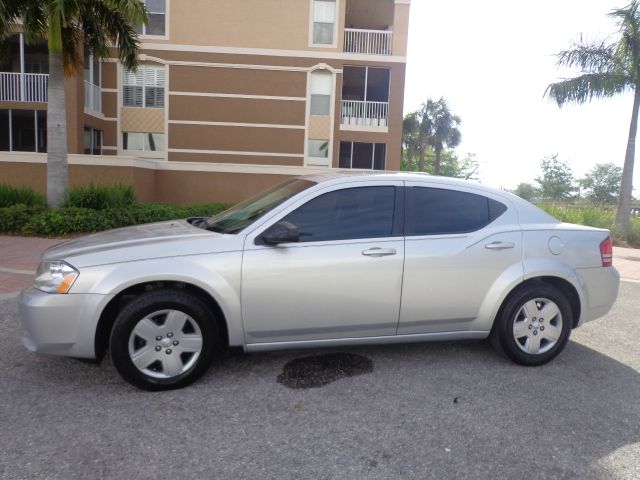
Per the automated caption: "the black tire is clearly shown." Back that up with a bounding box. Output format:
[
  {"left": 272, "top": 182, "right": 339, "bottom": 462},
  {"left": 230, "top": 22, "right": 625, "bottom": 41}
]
[
  {"left": 490, "top": 284, "right": 572, "bottom": 366},
  {"left": 110, "top": 289, "right": 220, "bottom": 391}
]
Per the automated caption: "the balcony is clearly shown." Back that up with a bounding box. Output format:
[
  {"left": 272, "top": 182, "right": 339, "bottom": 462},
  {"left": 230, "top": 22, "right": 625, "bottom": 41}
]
[
  {"left": 344, "top": 28, "right": 393, "bottom": 56},
  {"left": 344, "top": 0, "right": 395, "bottom": 55},
  {"left": 341, "top": 100, "right": 389, "bottom": 129},
  {"left": 340, "top": 65, "right": 390, "bottom": 132},
  {"left": 0, "top": 72, "right": 48, "bottom": 103},
  {"left": 84, "top": 80, "right": 101, "bottom": 112}
]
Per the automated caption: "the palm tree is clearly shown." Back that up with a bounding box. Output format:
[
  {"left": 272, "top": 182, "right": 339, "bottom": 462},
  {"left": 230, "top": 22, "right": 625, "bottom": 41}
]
[
  {"left": 1, "top": 0, "right": 146, "bottom": 208},
  {"left": 402, "top": 107, "right": 436, "bottom": 172},
  {"left": 546, "top": 0, "right": 640, "bottom": 234},
  {"left": 425, "top": 98, "right": 462, "bottom": 176}
]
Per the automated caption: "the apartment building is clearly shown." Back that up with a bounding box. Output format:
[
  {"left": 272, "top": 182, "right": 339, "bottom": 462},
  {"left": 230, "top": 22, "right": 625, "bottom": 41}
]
[{"left": 0, "top": 0, "right": 411, "bottom": 203}]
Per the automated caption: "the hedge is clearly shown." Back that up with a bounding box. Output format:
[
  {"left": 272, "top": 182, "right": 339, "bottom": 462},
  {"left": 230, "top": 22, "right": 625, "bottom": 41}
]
[{"left": 0, "top": 203, "right": 229, "bottom": 237}]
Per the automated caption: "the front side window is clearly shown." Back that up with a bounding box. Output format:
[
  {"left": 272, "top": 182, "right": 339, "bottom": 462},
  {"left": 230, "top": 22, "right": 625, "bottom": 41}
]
[
  {"left": 123, "top": 132, "right": 164, "bottom": 151},
  {"left": 135, "top": 0, "right": 166, "bottom": 36},
  {"left": 312, "top": 0, "right": 336, "bottom": 45},
  {"left": 0, "top": 109, "right": 46, "bottom": 152},
  {"left": 123, "top": 66, "right": 165, "bottom": 108},
  {"left": 406, "top": 187, "right": 508, "bottom": 236},
  {"left": 283, "top": 186, "right": 396, "bottom": 242}
]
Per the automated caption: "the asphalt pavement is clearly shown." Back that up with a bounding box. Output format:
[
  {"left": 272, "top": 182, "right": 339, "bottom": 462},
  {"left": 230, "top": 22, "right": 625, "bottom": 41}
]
[{"left": 0, "top": 282, "right": 638, "bottom": 480}]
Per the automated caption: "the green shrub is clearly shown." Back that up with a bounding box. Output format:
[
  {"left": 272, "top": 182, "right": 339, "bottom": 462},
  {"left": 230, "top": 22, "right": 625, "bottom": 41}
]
[
  {"left": 63, "top": 183, "right": 136, "bottom": 210},
  {"left": 0, "top": 202, "right": 229, "bottom": 236},
  {"left": 539, "top": 203, "right": 640, "bottom": 248},
  {"left": 0, "top": 184, "right": 46, "bottom": 208}
]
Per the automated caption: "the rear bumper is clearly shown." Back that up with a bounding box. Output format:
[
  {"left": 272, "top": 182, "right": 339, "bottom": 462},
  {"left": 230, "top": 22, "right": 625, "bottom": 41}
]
[
  {"left": 20, "top": 288, "right": 113, "bottom": 359},
  {"left": 577, "top": 267, "right": 620, "bottom": 325}
]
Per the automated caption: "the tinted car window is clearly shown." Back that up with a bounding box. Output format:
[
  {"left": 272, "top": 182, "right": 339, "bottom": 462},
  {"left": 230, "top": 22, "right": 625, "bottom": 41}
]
[
  {"left": 283, "top": 186, "right": 396, "bottom": 242},
  {"left": 407, "top": 187, "right": 507, "bottom": 235}
]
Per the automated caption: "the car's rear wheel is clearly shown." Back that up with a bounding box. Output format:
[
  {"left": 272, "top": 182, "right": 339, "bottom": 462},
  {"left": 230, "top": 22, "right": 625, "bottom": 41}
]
[
  {"left": 490, "top": 284, "right": 572, "bottom": 366},
  {"left": 110, "top": 289, "right": 219, "bottom": 390}
]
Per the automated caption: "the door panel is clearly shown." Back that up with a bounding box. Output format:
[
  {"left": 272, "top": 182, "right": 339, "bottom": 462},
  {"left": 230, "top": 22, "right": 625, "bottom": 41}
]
[
  {"left": 398, "top": 183, "right": 522, "bottom": 334},
  {"left": 242, "top": 238, "right": 404, "bottom": 343},
  {"left": 242, "top": 181, "right": 405, "bottom": 344}
]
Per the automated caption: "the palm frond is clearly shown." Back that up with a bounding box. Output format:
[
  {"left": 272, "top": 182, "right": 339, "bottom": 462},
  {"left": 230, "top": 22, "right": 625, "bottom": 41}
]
[
  {"left": 556, "top": 38, "right": 620, "bottom": 74},
  {"left": 81, "top": 0, "right": 147, "bottom": 70},
  {"left": 545, "top": 73, "right": 631, "bottom": 106}
]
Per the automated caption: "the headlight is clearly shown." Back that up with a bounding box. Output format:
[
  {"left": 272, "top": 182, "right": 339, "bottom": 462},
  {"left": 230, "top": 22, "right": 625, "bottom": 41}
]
[{"left": 34, "top": 261, "right": 79, "bottom": 294}]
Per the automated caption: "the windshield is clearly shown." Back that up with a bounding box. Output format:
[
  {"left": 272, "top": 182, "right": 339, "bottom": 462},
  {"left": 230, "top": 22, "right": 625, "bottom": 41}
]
[{"left": 204, "top": 179, "right": 315, "bottom": 234}]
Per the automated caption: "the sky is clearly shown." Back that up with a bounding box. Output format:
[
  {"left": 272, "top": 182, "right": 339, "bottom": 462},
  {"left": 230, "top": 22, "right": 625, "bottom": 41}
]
[{"left": 403, "top": 0, "right": 640, "bottom": 192}]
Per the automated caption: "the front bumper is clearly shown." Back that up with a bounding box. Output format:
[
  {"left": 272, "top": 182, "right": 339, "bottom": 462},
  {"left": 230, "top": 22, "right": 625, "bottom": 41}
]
[{"left": 20, "top": 288, "right": 113, "bottom": 359}]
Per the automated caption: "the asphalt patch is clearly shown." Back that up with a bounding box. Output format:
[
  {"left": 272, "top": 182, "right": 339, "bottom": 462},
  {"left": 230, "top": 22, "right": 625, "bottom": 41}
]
[{"left": 277, "top": 352, "right": 374, "bottom": 389}]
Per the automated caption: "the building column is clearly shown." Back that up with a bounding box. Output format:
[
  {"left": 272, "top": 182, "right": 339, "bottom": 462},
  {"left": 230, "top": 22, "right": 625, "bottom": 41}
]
[{"left": 19, "top": 32, "right": 25, "bottom": 101}]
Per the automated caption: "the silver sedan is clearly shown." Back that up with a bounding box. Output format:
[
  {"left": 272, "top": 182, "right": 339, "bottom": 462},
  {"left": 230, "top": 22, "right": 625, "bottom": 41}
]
[{"left": 20, "top": 173, "right": 620, "bottom": 390}]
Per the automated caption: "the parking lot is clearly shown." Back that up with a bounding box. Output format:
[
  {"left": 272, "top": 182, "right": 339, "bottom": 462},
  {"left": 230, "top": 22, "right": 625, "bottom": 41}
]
[{"left": 0, "top": 277, "right": 638, "bottom": 479}]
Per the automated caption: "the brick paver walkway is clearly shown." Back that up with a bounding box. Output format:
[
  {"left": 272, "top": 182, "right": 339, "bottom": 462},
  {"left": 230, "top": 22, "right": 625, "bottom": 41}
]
[
  {"left": 0, "top": 235, "right": 638, "bottom": 298},
  {"left": 0, "top": 236, "right": 62, "bottom": 298}
]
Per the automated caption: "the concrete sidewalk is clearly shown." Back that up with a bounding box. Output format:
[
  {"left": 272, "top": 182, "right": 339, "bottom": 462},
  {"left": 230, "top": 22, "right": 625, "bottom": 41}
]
[{"left": 1, "top": 235, "right": 639, "bottom": 298}]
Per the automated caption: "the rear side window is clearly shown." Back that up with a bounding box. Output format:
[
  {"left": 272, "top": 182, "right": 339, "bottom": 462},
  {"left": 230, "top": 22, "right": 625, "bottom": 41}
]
[
  {"left": 283, "top": 186, "right": 396, "bottom": 242},
  {"left": 407, "top": 187, "right": 507, "bottom": 235}
]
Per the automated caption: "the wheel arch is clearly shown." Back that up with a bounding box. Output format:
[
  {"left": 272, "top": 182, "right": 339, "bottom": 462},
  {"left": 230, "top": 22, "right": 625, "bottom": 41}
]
[
  {"left": 493, "top": 276, "right": 582, "bottom": 331},
  {"left": 94, "top": 281, "right": 230, "bottom": 362}
]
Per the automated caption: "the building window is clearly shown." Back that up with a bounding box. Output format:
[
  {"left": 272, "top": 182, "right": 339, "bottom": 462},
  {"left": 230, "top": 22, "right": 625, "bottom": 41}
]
[
  {"left": 84, "top": 128, "right": 102, "bottom": 155},
  {"left": 312, "top": 0, "right": 336, "bottom": 45},
  {"left": 308, "top": 139, "right": 329, "bottom": 158},
  {"left": 135, "top": 0, "right": 166, "bottom": 36},
  {"left": 123, "top": 65, "right": 165, "bottom": 108},
  {"left": 123, "top": 132, "right": 165, "bottom": 152},
  {"left": 310, "top": 71, "right": 332, "bottom": 116},
  {"left": 84, "top": 51, "right": 101, "bottom": 112},
  {"left": 0, "top": 109, "right": 46, "bottom": 152},
  {"left": 339, "top": 142, "right": 386, "bottom": 170}
]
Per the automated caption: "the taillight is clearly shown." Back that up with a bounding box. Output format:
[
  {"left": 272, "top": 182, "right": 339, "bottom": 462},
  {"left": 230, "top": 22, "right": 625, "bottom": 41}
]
[{"left": 600, "top": 236, "right": 613, "bottom": 267}]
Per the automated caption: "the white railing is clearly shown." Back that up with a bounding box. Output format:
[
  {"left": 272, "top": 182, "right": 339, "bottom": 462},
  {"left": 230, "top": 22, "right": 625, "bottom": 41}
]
[
  {"left": 344, "top": 28, "right": 393, "bottom": 55},
  {"left": 84, "top": 81, "right": 101, "bottom": 112},
  {"left": 0, "top": 72, "right": 48, "bottom": 102},
  {"left": 341, "top": 100, "right": 389, "bottom": 127}
]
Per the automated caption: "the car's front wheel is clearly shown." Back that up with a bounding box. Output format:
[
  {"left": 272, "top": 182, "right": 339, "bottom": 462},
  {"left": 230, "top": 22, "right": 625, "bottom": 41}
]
[
  {"left": 491, "top": 284, "right": 572, "bottom": 366},
  {"left": 110, "top": 289, "right": 220, "bottom": 390}
]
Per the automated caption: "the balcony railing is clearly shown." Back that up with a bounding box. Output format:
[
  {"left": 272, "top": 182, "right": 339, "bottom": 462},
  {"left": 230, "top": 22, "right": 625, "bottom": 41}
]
[
  {"left": 0, "top": 72, "right": 48, "bottom": 102},
  {"left": 344, "top": 28, "right": 393, "bottom": 55},
  {"left": 341, "top": 100, "right": 389, "bottom": 128},
  {"left": 84, "top": 80, "right": 101, "bottom": 112}
]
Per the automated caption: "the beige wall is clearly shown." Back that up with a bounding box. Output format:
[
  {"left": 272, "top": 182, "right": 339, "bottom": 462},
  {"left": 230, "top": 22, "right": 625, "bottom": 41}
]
[
  {"left": 167, "top": 152, "right": 303, "bottom": 166},
  {"left": 156, "top": 169, "right": 294, "bottom": 204},
  {"left": 158, "top": 0, "right": 343, "bottom": 53},
  {"left": 170, "top": 96, "right": 306, "bottom": 125},
  {"left": 141, "top": 0, "right": 409, "bottom": 56},
  {"left": 0, "top": 161, "right": 157, "bottom": 202},
  {"left": 169, "top": 124, "right": 305, "bottom": 154},
  {"left": 170, "top": 65, "right": 308, "bottom": 97}
]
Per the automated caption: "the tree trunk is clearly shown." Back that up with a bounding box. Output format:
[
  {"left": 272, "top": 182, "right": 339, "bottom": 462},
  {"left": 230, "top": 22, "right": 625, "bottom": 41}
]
[
  {"left": 46, "top": 52, "right": 68, "bottom": 209},
  {"left": 418, "top": 148, "right": 425, "bottom": 172},
  {"left": 615, "top": 86, "right": 640, "bottom": 234},
  {"left": 434, "top": 145, "right": 442, "bottom": 176}
]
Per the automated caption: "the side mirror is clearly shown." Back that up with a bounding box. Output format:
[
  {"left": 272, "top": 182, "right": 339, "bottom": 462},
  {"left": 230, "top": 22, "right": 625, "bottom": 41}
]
[{"left": 260, "top": 221, "right": 300, "bottom": 245}]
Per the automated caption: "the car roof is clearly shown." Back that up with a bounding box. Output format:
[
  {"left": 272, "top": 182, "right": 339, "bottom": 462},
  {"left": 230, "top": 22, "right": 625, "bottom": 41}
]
[
  {"left": 296, "top": 171, "right": 559, "bottom": 224},
  {"left": 297, "top": 171, "right": 498, "bottom": 195}
]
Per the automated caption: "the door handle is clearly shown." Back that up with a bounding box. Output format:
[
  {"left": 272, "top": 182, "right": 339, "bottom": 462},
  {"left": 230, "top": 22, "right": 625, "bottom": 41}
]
[
  {"left": 362, "top": 247, "right": 396, "bottom": 257},
  {"left": 485, "top": 241, "right": 515, "bottom": 250}
]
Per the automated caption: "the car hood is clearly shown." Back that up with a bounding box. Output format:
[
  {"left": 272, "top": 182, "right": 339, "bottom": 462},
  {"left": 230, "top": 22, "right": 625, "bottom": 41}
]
[{"left": 42, "top": 220, "right": 243, "bottom": 267}]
